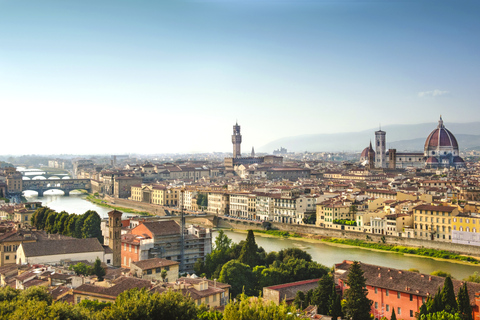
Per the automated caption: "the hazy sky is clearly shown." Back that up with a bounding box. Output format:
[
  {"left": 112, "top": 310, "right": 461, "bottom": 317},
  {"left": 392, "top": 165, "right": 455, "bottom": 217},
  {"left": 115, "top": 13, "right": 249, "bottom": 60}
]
[{"left": 1, "top": 0, "right": 479, "bottom": 155}]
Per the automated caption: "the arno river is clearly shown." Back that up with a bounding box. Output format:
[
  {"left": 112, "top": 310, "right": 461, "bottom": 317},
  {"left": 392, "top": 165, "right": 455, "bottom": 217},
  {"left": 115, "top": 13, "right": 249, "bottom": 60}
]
[{"left": 24, "top": 190, "right": 480, "bottom": 280}]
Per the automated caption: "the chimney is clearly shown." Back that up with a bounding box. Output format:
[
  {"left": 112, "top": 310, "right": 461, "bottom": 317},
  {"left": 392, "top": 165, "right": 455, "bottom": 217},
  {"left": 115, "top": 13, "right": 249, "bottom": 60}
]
[
  {"left": 214, "top": 279, "right": 217, "bottom": 288},
  {"left": 378, "top": 273, "right": 381, "bottom": 278}
]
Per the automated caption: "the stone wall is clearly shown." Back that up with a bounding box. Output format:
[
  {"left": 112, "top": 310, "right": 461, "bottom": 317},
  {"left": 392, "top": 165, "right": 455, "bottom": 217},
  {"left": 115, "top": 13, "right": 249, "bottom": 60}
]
[{"left": 216, "top": 217, "right": 480, "bottom": 256}]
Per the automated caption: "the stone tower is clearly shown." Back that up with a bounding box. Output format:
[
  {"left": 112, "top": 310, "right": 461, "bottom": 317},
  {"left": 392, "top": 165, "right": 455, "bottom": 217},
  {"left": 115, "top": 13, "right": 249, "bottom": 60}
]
[
  {"left": 108, "top": 209, "right": 122, "bottom": 267},
  {"left": 368, "top": 141, "right": 375, "bottom": 170},
  {"left": 375, "top": 129, "right": 386, "bottom": 168},
  {"left": 232, "top": 122, "right": 242, "bottom": 158}
]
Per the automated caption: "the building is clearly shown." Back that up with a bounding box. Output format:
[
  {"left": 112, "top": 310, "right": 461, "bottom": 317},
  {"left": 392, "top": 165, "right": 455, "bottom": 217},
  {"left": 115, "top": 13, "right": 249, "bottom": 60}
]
[
  {"left": 375, "top": 129, "right": 387, "bottom": 168},
  {"left": 207, "top": 192, "right": 229, "bottom": 215},
  {"left": 335, "top": 260, "right": 480, "bottom": 320},
  {"left": 413, "top": 204, "right": 458, "bottom": 241},
  {"left": 130, "top": 258, "right": 179, "bottom": 282},
  {"left": 130, "top": 184, "right": 179, "bottom": 206},
  {"left": 108, "top": 210, "right": 122, "bottom": 267},
  {"left": 232, "top": 121, "right": 242, "bottom": 158},
  {"left": 263, "top": 279, "right": 320, "bottom": 305},
  {"left": 73, "top": 276, "right": 152, "bottom": 304},
  {"left": 424, "top": 116, "right": 465, "bottom": 168},
  {"left": 16, "top": 238, "right": 112, "bottom": 265},
  {"left": 452, "top": 212, "right": 480, "bottom": 246},
  {"left": 122, "top": 221, "right": 212, "bottom": 273}
]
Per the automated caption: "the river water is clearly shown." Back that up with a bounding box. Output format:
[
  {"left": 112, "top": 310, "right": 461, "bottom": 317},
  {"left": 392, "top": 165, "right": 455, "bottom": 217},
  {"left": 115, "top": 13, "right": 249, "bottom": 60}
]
[{"left": 23, "top": 191, "right": 480, "bottom": 280}]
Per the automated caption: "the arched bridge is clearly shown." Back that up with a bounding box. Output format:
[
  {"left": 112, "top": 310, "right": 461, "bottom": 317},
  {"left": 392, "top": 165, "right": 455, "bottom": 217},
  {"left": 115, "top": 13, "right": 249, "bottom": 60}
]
[{"left": 22, "top": 179, "right": 91, "bottom": 196}]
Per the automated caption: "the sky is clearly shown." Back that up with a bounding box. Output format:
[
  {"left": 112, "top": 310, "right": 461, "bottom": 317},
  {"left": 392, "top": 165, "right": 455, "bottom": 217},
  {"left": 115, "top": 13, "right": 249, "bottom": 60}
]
[{"left": 1, "top": 0, "right": 479, "bottom": 155}]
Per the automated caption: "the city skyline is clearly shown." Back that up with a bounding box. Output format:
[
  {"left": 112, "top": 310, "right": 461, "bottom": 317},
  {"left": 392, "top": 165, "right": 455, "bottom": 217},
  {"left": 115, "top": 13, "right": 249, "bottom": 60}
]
[{"left": 1, "top": 0, "right": 479, "bottom": 155}]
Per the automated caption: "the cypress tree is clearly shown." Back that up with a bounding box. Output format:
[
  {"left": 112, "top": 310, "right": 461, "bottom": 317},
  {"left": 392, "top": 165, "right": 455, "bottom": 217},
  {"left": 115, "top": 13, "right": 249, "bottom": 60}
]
[
  {"left": 329, "top": 285, "right": 343, "bottom": 320},
  {"left": 342, "top": 261, "right": 373, "bottom": 320},
  {"left": 311, "top": 274, "right": 335, "bottom": 315},
  {"left": 238, "top": 230, "right": 260, "bottom": 267},
  {"left": 441, "top": 276, "right": 457, "bottom": 314},
  {"left": 457, "top": 282, "right": 473, "bottom": 320},
  {"left": 391, "top": 308, "right": 397, "bottom": 320}
]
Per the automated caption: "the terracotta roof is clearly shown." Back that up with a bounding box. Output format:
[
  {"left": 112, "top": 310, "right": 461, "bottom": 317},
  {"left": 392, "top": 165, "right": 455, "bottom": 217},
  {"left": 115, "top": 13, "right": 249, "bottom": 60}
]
[
  {"left": 131, "top": 258, "right": 179, "bottom": 270},
  {"left": 21, "top": 238, "right": 105, "bottom": 257},
  {"left": 74, "top": 276, "right": 151, "bottom": 298},
  {"left": 141, "top": 221, "right": 180, "bottom": 236},
  {"left": 335, "top": 261, "right": 480, "bottom": 305},
  {"left": 264, "top": 279, "right": 320, "bottom": 302},
  {"left": 413, "top": 205, "right": 457, "bottom": 212}
]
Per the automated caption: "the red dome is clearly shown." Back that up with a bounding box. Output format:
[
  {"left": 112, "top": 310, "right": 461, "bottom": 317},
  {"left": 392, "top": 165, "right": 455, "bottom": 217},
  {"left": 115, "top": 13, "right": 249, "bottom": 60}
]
[
  {"left": 361, "top": 147, "right": 370, "bottom": 158},
  {"left": 426, "top": 156, "right": 439, "bottom": 163},
  {"left": 453, "top": 156, "right": 464, "bottom": 163},
  {"left": 424, "top": 117, "right": 458, "bottom": 150}
]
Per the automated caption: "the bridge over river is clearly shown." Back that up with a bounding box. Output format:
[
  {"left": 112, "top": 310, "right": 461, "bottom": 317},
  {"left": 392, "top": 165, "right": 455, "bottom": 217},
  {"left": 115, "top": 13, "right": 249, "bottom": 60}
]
[{"left": 22, "top": 179, "right": 91, "bottom": 196}]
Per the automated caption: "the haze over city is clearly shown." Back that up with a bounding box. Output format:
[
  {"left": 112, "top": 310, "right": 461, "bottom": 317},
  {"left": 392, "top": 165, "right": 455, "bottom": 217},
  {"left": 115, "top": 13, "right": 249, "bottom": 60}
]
[{"left": 1, "top": 0, "right": 479, "bottom": 155}]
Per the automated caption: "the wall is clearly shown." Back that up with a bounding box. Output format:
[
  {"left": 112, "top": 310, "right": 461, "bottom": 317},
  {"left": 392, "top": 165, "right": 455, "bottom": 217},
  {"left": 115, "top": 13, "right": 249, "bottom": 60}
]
[{"left": 216, "top": 218, "right": 480, "bottom": 256}]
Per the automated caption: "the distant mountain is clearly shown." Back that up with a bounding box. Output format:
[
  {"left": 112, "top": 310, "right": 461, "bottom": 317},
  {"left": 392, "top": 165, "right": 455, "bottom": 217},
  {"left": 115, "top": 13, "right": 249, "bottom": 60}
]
[{"left": 260, "top": 122, "right": 480, "bottom": 153}]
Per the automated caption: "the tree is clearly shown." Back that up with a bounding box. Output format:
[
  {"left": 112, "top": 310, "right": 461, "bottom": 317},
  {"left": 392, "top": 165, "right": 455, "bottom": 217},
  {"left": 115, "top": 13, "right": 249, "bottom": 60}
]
[
  {"left": 329, "top": 286, "right": 343, "bottom": 320},
  {"left": 218, "top": 260, "right": 255, "bottom": 297},
  {"left": 441, "top": 277, "right": 457, "bottom": 314},
  {"left": 93, "top": 258, "right": 106, "bottom": 281},
  {"left": 431, "top": 270, "right": 453, "bottom": 278},
  {"left": 99, "top": 288, "right": 198, "bottom": 320},
  {"left": 342, "top": 261, "right": 373, "bottom": 320},
  {"left": 293, "top": 290, "right": 305, "bottom": 309},
  {"left": 391, "top": 308, "right": 397, "bottom": 320},
  {"left": 214, "top": 230, "right": 232, "bottom": 252},
  {"left": 310, "top": 274, "right": 335, "bottom": 315},
  {"left": 224, "top": 294, "right": 298, "bottom": 320},
  {"left": 463, "top": 272, "right": 480, "bottom": 283},
  {"left": 457, "top": 282, "right": 472, "bottom": 320},
  {"left": 161, "top": 270, "right": 167, "bottom": 282},
  {"left": 277, "top": 248, "right": 312, "bottom": 262},
  {"left": 65, "top": 214, "right": 78, "bottom": 237},
  {"left": 70, "top": 262, "right": 93, "bottom": 276},
  {"left": 82, "top": 211, "right": 103, "bottom": 242},
  {"left": 238, "top": 230, "right": 261, "bottom": 268}
]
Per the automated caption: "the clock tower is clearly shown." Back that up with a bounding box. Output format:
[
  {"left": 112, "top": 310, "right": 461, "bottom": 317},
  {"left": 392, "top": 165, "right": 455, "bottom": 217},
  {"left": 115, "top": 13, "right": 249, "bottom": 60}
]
[{"left": 108, "top": 209, "right": 123, "bottom": 267}]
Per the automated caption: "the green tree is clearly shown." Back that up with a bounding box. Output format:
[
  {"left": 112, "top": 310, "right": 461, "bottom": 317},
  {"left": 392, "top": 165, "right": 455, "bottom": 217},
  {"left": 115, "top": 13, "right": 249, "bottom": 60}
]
[
  {"left": 419, "top": 311, "right": 462, "bottom": 320},
  {"left": 93, "top": 258, "right": 106, "bottom": 281},
  {"left": 74, "top": 213, "right": 87, "bottom": 238},
  {"left": 441, "top": 276, "right": 457, "bottom": 314},
  {"left": 218, "top": 260, "right": 255, "bottom": 297},
  {"left": 391, "top": 308, "right": 397, "bottom": 320},
  {"left": 277, "top": 248, "right": 312, "bottom": 262},
  {"left": 457, "top": 282, "right": 472, "bottom": 320},
  {"left": 0, "top": 286, "right": 18, "bottom": 302},
  {"left": 329, "top": 286, "right": 343, "bottom": 320},
  {"left": 54, "top": 211, "right": 70, "bottom": 235},
  {"left": 431, "top": 270, "right": 453, "bottom": 278},
  {"left": 214, "top": 230, "right": 232, "bottom": 252},
  {"left": 43, "top": 210, "right": 57, "bottom": 233},
  {"left": 342, "top": 261, "right": 373, "bottom": 320},
  {"left": 70, "top": 262, "right": 93, "bottom": 276},
  {"left": 82, "top": 211, "right": 103, "bottom": 242},
  {"left": 224, "top": 294, "right": 298, "bottom": 320},
  {"left": 293, "top": 290, "right": 305, "bottom": 309},
  {"left": 161, "top": 270, "right": 167, "bottom": 282},
  {"left": 311, "top": 274, "right": 335, "bottom": 315},
  {"left": 99, "top": 288, "right": 198, "bottom": 320},
  {"left": 65, "top": 214, "right": 78, "bottom": 237},
  {"left": 238, "top": 230, "right": 261, "bottom": 268},
  {"left": 463, "top": 272, "right": 480, "bottom": 283}
]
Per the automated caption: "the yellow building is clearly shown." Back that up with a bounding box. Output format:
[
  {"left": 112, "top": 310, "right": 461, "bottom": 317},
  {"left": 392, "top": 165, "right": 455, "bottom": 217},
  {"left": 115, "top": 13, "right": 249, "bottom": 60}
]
[
  {"left": 130, "top": 258, "right": 179, "bottom": 282},
  {"left": 316, "top": 201, "right": 353, "bottom": 228},
  {"left": 452, "top": 213, "right": 480, "bottom": 246},
  {"left": 0, "top": 230, "right": 37, "bottom": 267},
  {"left": 413, "top": 204, "right": 458, "bottom": 242},
  {"left": 130, "top": 184, "right": 179, "bottom": 206}
]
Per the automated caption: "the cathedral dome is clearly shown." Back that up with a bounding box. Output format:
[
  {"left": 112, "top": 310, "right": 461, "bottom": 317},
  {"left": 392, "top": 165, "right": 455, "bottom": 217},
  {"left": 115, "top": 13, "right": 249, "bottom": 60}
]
[
  {"left": 424, "top": 117, "right": 458, "bottom": 150},
  {"left": 361, "top": 147, "right": 370, "bottom": 158},
  {"left": 425, "top": 156, "right": 439, "bottom": 164}
]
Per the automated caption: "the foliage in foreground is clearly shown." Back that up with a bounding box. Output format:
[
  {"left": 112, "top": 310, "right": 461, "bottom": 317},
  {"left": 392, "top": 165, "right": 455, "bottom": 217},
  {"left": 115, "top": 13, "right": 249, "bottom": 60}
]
[{"left": 224, "top": 294, "right": 298, "bottom": 320}]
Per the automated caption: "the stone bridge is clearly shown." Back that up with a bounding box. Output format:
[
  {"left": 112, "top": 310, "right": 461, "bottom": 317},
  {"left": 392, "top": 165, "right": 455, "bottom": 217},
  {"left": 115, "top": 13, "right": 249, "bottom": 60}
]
[{"left": 22, "top": 179, "right": 91, "bottom": 196}]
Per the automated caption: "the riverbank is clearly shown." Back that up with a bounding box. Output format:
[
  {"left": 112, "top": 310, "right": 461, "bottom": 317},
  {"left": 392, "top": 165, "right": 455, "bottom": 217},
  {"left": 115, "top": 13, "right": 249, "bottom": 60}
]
[
  {"left": 222, "top": 228, "right": 480, "bottom": 267},
  {"left": 85, "top": 195, "right": 152, "bottom": 216}
]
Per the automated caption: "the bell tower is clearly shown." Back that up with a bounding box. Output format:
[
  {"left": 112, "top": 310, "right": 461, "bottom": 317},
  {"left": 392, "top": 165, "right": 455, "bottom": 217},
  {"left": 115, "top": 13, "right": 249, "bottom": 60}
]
[
  {"left": 108, "top": 209, "right": 123, "bottom": 267},
  {"left": 375, "top": 128, "right": 386, "bottom": 168},
  {"left": 232, "top": 121, "right": 242, "bottom": 158}
]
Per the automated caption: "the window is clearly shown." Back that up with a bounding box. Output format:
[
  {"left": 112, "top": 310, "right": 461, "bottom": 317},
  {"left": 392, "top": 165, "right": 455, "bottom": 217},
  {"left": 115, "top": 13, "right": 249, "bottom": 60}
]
[
  {"left": 386, "top": 289, "right": 389, "bottom": 296},
  {"left": 410, "top": 294, "right": 413, "bottom": 301},
  {"left": 5, "top": 255, "right": 9, "bottom": 260},
  {"left": 147, "top": 269, "right": 153, "bottom": 275},
  {"left": 386, "top": 305, "right": 390, "bottom": 312},
  {"left": 398, "top": 307, "right": 401, "bottom": 315},
  {"left": 410, "top": 310, "right": 414, "bottom": 317},
  {"left": 375, "top": 302, "right": 378, "bottom": 309},
  {"left": 135, "top": 246, "right": 137, "bottom": 253},
  {"left": 375, "top": 287, "right": 377, "bottom": 294},
  {"left": 77, "top": 297, "right": 81, "bottom": 304},
  {"left": 213, "top": 294, "right": 217, "bottom": 302},
  {"left": 129, "top": 245, "right": 131, "bottom": 252},
  {"left": 205, "top": 296, "right": 209, "bottom": 304},
  {"left": 397, "top": 292, "right": 401, "bottom": 299}
]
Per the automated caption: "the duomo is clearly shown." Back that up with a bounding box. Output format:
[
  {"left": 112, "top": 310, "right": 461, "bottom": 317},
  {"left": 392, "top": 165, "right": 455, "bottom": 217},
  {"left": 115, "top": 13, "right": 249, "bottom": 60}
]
[{"left": 360, "top": 116, "right": 465, "bottom": 169}]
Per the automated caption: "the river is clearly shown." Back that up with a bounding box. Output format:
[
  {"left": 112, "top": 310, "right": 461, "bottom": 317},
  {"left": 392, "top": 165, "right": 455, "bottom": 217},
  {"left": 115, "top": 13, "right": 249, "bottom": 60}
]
[{"left": 23, "top": 191, "right": 480, "bottom": 280}]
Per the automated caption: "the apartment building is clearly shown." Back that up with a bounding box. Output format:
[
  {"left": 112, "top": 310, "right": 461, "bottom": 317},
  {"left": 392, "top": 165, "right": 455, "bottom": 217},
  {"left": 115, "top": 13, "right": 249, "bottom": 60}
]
[{"left": 413, "top": 204, "right": 458, "bottom": 241}]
